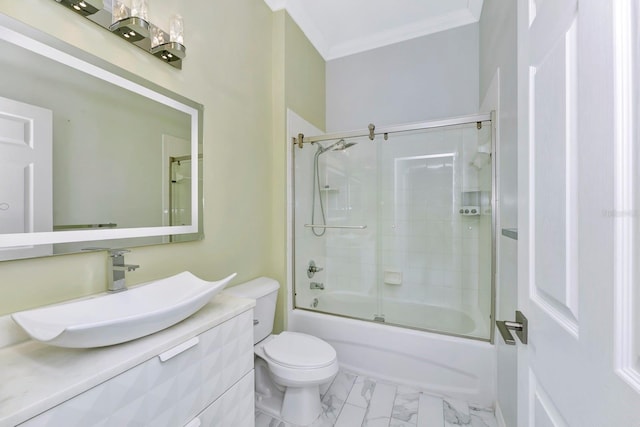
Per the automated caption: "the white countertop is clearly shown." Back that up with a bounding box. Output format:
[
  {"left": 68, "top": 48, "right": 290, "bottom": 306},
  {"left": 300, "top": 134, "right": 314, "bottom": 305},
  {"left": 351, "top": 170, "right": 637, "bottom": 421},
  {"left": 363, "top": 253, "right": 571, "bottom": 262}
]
[{"left": 0, "top": 293, "right": 255, "bottom": 427}]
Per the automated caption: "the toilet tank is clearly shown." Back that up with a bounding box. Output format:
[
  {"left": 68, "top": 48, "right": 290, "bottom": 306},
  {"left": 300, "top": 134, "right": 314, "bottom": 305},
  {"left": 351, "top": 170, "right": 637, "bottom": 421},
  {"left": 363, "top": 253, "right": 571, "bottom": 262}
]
[{"left": 223, "top": 277, "right": 279, "bottom": 344}]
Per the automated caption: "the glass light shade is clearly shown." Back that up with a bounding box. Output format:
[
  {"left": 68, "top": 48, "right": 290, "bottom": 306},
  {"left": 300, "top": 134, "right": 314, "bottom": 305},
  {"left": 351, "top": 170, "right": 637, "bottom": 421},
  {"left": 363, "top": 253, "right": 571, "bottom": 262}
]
[
  {"left": 130, "top": 0, "right": 148, "bottom": 21},
  {"left": 170, "top": 14, "right": 184, "bottom": 44},
  {"left": 112, "top": 0, "right": 129, "bottom": 23},
  {"left": 151, "top": 25, "right": 165, "bottom": 48}
]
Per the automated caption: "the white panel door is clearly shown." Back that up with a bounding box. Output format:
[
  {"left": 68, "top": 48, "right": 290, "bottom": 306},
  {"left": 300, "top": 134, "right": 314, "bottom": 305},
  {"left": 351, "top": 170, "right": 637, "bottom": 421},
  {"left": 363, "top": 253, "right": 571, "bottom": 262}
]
[
  {"left": 0, "top": 96, "right": 52, "bottom": 259},
  {"left": 517, "top": 0, "right": 640, "bottom": 425}
]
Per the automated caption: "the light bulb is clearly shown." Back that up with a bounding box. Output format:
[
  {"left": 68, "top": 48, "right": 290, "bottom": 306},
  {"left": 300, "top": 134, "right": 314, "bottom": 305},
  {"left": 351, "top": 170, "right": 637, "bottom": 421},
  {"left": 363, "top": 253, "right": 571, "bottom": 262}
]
[
  {"left": 112, "top": 0, "right": 128, "bottom": 23},
  {"left": 151, "top": 24, "right": 165, "bottom": 48},
  {"left": 131, "top": 0, "right": 148, "bottom": 21},
  {"left": 170, "top": 14, "right": 184, "bottom": 45}
]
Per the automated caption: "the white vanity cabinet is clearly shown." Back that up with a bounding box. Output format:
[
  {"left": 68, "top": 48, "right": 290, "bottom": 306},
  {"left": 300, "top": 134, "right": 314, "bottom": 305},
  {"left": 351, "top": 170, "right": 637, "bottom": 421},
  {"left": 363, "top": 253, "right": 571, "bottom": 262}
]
[{"left": 0, "top": 295, "right": 255, "bottom": 427}]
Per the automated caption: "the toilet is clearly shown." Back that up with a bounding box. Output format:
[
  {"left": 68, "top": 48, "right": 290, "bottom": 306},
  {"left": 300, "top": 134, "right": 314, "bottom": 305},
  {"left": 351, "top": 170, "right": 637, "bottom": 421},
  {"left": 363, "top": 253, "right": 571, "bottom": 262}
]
[{"left": 224, "top": 277, "right": 338, "bottom": 425}]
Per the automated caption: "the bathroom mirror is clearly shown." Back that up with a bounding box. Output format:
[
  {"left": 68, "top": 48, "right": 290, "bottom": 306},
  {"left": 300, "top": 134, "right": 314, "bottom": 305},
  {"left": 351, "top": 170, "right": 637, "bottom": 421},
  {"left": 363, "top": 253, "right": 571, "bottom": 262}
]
[{"left": 0, "top": 15, "right": 203, "bottom": 261}]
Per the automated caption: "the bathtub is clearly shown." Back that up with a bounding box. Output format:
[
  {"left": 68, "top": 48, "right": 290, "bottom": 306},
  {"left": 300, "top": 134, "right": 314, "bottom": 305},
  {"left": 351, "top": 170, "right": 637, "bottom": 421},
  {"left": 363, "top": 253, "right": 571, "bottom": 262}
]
[
  {"left": 309, "top": 290, "right": 489, "bottom": 338},
  {"left": 288, "top": 292, "right": 496, "bottom": 407}
]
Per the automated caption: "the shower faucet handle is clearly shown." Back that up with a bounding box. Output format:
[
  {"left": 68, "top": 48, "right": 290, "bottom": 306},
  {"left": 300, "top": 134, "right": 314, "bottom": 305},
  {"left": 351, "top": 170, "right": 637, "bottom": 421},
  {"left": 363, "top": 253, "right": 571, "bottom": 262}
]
[{"left": 307, "top": 260, "right": 324, "bottom": 278}]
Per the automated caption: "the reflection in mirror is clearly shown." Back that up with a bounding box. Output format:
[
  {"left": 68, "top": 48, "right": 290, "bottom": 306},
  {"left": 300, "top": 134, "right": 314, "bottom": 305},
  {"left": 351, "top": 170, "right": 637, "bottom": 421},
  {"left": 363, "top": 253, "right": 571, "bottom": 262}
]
[{"left": 0, "top": 16, "right": 203, "bottom": 260}]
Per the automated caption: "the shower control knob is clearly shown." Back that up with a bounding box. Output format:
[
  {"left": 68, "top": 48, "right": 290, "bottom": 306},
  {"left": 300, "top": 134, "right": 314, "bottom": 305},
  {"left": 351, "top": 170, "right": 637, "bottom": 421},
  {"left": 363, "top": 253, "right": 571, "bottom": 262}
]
[
  {"left": 459, "top": 209, "right": 464, "bottom": 214},
  {"left": 307, "top": 260, "right": 324, "bottom": 278},
  {"left": 471, "top": 208, "right": 477, "bottom": 214},
  {"left": 464, "top": 209, "right": 470, "bottom": 214}
]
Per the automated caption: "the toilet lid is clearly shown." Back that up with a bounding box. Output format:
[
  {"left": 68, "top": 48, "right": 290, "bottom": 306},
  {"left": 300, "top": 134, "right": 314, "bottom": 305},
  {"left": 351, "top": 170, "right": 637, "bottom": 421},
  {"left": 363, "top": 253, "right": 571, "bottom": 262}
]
[{"left": 263, "top": 332, "right": 336, "bottom": 369}]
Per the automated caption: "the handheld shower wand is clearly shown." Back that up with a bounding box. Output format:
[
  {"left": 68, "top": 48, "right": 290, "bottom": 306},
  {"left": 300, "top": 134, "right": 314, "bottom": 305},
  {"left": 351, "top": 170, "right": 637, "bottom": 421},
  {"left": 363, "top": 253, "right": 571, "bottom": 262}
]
[{"left": 310, "top": 139, "right": 357, "bottom": 237}]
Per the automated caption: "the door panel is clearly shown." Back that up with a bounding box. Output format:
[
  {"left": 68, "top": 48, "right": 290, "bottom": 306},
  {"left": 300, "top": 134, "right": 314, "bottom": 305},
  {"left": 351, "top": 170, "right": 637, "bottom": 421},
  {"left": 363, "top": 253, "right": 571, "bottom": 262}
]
[
  {"left": 530, "top": 372, "right": 569, "bottom": 427},
  {"left": 0, "top": 96, "right": 52, "bottom": 259},
  {"left": 518, "top": 0, "right": 640, "bottom": 425},
  {"left": 520, "top": 0, "right": 583, "bottom": 425},
  {"left": 613, "top": 0, "right": 640, "bottom": 395},
  {"left": 530, "top": 15, "right": 579, "bottom": 328}
]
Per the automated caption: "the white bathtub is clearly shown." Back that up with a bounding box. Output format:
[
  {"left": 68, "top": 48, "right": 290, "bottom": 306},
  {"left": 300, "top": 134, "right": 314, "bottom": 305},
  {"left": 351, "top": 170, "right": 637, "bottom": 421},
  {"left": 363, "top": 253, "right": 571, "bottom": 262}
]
[
  {"left": 310, "top": 291, "right": 488, "bottom": 338},
  {"left": 288, "top": 293, "right": 496, "bottom": 407}
]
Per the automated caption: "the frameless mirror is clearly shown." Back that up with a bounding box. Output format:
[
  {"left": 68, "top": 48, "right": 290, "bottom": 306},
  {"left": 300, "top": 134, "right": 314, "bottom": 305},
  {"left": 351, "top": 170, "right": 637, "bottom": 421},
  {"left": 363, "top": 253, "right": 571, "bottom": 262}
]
[{"left": 0, "top": 15, "right": 203, "bottom": 261}]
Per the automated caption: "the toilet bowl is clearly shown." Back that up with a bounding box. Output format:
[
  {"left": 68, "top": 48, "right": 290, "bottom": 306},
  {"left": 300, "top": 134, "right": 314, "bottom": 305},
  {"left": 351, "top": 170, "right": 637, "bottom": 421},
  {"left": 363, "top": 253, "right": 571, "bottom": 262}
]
[
  {"left": 255, "top": 332, "right": 338, "bottom": 424},
  {"left": 223, "top": 277, "right": 339, "bottom": 425}
]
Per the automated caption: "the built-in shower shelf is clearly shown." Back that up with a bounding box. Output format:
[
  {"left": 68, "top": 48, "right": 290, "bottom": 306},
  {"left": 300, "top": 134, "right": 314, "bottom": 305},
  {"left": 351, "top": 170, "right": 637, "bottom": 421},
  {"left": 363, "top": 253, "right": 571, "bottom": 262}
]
[{"left": 501, "top": 228, "right": 518, "bottom": 240}]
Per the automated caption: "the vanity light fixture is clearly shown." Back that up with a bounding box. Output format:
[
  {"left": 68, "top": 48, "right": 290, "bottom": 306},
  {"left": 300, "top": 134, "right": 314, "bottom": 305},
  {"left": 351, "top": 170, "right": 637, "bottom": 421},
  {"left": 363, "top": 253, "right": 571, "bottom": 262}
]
[
  {"left": 110, "top": 16, "right": 150, "bottom": 43},
  {"left": 56, "top": 0, "right": 104, "bottom": 17},
  {"left": 151, "top": 41, "right": 186, "bottom": 64},
  {"left": 109, "top": 0, "right": 151, "bottom": 46},
  {"left": 150, "top": 14, "right": 186, "bottom": 64},
  {"left": 52, "top": 0, "right": 186, "bottom": 69}
]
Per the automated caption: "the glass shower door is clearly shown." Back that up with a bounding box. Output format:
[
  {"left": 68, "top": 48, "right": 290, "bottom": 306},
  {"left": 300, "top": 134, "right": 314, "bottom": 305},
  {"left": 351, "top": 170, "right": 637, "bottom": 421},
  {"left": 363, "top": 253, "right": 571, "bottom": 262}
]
[
  {"left": 293, "top": 135, "right": 379, "bottom": 320},
  {"left": 377, "top": 123, "right": 493, "bottom": 339},
  {"left": 292, "top": 117, "right": 494, "bottom": 341}
]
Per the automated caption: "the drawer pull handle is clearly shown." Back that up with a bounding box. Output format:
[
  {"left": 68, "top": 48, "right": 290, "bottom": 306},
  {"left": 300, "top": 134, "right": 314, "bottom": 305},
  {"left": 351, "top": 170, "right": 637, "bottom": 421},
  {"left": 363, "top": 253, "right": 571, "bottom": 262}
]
[
  {"left": 184, "top": 418, "right": 201, "bottom": 427},
  {"left": 159, "top": 337, "right": 199, "bottom": 362}
]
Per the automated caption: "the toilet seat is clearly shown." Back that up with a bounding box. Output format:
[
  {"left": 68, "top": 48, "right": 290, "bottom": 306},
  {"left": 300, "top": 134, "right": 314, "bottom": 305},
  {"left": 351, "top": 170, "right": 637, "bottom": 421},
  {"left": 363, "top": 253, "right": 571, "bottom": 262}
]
[
  {"left": 263, "top": 332, "right": 336, "bottom": 369},
  {"left": 255, "top": 332, "right": 339, "bottom": 388}
]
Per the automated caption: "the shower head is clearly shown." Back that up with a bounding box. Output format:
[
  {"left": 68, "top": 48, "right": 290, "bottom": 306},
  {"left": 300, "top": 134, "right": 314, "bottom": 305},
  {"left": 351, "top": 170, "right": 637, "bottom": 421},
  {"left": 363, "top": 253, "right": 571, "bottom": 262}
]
[
  {"left": 333, "top": 140, "right": 357, "bottom": 151},
  {"left": 315, "top": 139, "right": 357, "bottom": 154}
]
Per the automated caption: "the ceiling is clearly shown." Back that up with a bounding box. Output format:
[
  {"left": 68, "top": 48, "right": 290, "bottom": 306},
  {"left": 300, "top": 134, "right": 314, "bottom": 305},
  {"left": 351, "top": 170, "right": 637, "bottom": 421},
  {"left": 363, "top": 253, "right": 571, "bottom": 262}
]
[{"left": 264, "top": 0, "right": 484, "bottom": 60}]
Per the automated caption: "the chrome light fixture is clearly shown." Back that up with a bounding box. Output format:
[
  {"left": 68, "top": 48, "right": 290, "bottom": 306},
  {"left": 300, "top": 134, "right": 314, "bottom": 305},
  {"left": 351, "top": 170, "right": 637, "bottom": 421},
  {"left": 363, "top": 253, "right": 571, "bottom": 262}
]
[
  {"left": 151, "top": 41, "right": 186, "bottom": 64},
  {"left": 150, "top": 14, "right": 186, "bottom": 64},
  {"left": 56, "top": 0, "right": 104, "bottom": 17},
  {"left": 52, "top": 0, "right": 186, "bottom": 69},
  {"left": 109, "top": 0, "right": 151, "bottom": 47},
  {"left": 110, "top": 16, "right": 150, "bottom": 43}
]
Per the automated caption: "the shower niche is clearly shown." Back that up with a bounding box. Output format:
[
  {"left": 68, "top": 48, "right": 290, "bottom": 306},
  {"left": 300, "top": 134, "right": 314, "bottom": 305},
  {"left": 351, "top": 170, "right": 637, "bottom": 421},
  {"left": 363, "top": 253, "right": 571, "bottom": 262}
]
[
  {"left": 292, "top": 113, "right": 495, "bottom": 342},
  {"left": 460, "top": 191, "right": 491, "bottom": 216}
]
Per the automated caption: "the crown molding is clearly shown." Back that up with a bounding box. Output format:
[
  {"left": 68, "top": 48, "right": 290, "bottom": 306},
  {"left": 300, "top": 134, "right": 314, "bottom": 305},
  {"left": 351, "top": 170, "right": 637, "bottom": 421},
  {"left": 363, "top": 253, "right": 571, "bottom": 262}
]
[
  {"left": 326, "top": 9, "right": 478, "bottom": 60},
  {"left": 266, "top": 0, "right": 483, "bottom": 60}
]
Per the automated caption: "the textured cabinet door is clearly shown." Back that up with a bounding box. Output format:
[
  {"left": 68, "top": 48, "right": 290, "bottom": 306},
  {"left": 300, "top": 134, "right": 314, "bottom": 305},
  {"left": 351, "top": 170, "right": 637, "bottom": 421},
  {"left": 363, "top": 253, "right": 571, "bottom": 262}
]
[
  {"left": 19, "top": 310, "right": 254, "bottom": 427},
  {"left": 185, "top": 370, "right": 255, "bottom": 427}
]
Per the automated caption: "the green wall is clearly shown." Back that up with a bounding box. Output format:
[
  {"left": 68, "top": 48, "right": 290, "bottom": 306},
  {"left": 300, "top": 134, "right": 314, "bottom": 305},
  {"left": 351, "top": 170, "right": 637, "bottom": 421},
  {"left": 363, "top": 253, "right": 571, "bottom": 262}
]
[
  {"left": 0, "top": 3, "right": 324, "bottom": 334},
  {"left": 271, "top": 10, "right": 326, "bottom": 332},
  {"left": 0, "top": 0, "right": 276, "bottom": 315}
]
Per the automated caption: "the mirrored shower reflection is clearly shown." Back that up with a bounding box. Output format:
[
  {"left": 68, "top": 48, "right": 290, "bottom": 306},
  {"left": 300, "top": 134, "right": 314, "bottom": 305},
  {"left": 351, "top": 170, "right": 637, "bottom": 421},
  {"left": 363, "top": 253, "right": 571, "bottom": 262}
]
[
  {"left": 293, "top": 120, "right": 494, "bottom": 340},
  {"left": 169, "top": 155, "right": 203, "bottom": 243}
]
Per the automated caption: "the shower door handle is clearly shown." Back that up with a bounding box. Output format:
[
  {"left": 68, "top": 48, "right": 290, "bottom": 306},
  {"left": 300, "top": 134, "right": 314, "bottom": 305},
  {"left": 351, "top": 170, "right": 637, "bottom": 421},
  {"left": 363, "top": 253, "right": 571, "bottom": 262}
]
[{"left": 496, "top": 311, "right": 528, "bottom": 345}]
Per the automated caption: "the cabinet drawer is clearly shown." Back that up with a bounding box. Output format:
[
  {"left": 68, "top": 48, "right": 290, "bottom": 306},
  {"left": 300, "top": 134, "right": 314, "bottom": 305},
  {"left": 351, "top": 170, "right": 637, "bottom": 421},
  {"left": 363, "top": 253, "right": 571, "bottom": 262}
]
[
  {"left": 184, "top": 370, "right": 254, "bottom": 427},
  {"left": 19, "top": 310, "right": 254, "bottom": 427}
]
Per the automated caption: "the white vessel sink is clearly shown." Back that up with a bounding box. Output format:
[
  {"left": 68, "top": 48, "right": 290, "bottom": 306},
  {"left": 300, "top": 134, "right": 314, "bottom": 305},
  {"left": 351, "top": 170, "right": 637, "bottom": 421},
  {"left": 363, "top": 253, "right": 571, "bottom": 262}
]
[{"left": 11, "top": 271, "right": 237, "bottom": 348}]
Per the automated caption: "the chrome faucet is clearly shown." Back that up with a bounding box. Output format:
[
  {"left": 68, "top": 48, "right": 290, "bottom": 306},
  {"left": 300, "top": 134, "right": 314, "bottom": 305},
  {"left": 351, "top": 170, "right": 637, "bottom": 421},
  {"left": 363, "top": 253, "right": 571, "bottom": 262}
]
[{"left": 108, "top": 249, "right": 139, "bottom": 292}]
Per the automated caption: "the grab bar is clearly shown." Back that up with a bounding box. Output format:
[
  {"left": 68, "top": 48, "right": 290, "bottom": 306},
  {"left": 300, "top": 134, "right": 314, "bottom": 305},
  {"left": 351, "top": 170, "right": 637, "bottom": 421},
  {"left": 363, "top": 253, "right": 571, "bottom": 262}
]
[{"left": 304, "top": 224, "right": 367, "bottom": 230}]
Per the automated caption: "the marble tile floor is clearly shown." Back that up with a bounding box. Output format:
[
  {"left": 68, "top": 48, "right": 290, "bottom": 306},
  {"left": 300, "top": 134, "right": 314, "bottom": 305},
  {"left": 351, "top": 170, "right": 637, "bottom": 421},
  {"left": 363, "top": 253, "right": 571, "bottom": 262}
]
[{"left": 255, "top": 369, "right": 498, "bottom": 427}]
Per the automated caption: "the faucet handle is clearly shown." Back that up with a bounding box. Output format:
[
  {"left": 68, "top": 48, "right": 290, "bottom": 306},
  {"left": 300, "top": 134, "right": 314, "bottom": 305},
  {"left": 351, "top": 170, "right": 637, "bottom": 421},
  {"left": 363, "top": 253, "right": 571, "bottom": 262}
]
[
  {"left": 113, "top": 264, "right": 140, "bottom": 272},
  {"left": 108, "top": 248, "right": 131, "bottom": 257},
  {"left": 307, "top": 260, "right": 324, "bottom": 278}
]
